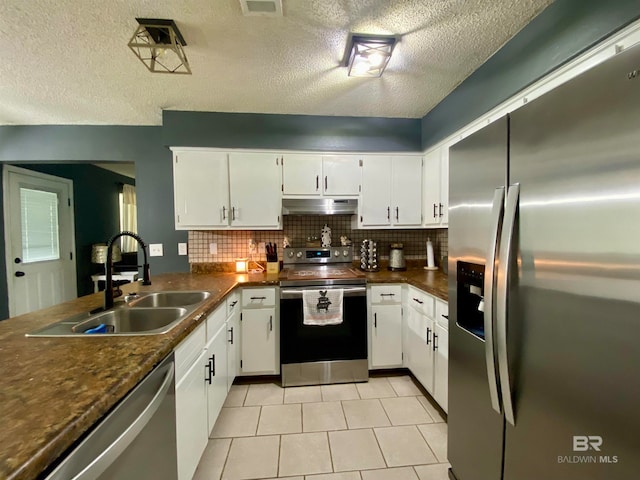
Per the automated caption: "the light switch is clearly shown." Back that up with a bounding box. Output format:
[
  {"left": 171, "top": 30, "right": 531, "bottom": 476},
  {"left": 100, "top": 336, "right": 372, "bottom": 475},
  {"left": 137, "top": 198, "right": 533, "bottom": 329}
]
[
  {"left": 178, "top": 243, "right": 188, "bottom": 256},
  {"left": 149, "top": 243, "right": 164, "bottom": 257},
  {"left": 209, "top": 243, "right": 218, "bottom": 255}
]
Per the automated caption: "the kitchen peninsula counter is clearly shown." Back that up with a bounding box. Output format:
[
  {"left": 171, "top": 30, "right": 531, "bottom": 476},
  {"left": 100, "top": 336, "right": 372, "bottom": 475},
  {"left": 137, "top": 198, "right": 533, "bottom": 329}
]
[
  {"left": 364, "top": 266, "right": 449, "bottom": 301},
  {"left": 0, "top": 272, "right": 278, "bottom": 480}
]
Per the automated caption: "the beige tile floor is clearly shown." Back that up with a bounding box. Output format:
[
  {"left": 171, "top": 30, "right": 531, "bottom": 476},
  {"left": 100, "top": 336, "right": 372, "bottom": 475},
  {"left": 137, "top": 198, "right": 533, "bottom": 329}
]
[{"left": 193, "top": 375, "right": 449, "bottom": 480}]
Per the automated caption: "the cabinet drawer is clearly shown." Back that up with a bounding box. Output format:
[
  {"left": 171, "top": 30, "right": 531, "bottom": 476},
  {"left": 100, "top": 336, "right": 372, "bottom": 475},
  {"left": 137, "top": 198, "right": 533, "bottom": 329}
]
[
  {"left": 206, "top": 303, "right": 227, "bottom": 341},
  {"left": 408, "top": 286, "right": 435, "bottom": 318},
  {"left": 242, "top": 288, "right": 276, "bottom": 307},
  {"left": 435, "top": 299, "right": 449, "bottom": 329},
  {"left": 226, "top": 290, "right": 240, "bottom": 317},
  {"left": 174, "top": 322, "right": 206, "bottom": 382},
  {"left": 370, "top": 285, "right": 402, "bottom": 304}
]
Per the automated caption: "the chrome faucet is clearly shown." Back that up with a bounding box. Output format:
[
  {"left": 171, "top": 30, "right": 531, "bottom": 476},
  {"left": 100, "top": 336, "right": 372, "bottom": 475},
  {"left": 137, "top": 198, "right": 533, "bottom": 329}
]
[{"left": 105, "top": 231, "right": 151, "bottom": 310}]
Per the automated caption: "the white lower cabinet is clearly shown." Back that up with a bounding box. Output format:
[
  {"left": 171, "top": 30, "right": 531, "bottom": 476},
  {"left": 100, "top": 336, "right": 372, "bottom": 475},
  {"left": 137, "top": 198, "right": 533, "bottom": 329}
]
[
  {"left": 368, "top": 285, "right": 403, "bottom": 369},
  {"left": 206, "top": 322, "right": 229, "bottom": 435},
  {"left": 240, "top": 287, "right": 279, "bottom": 375},
  {"left": 226, "top": 292, "right": 241, "bottom": 390},
  {"left": 404, "top": 285, "right": 448, "bottom": 412},
  {"left": 175, "top": 324, "right": 208, "bottom": 480}
]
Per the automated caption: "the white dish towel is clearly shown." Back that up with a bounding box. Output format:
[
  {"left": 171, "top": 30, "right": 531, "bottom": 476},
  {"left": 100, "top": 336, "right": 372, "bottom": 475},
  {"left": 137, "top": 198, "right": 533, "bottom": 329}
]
[{"left": 303, "top": 289, "right": 343, "bottom": 326}]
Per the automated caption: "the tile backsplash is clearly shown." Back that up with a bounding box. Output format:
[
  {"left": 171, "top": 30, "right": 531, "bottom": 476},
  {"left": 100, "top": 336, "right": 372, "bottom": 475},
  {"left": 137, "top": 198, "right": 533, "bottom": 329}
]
[{"left": 189, "top": 215, "right": 447, "bottom": 266}]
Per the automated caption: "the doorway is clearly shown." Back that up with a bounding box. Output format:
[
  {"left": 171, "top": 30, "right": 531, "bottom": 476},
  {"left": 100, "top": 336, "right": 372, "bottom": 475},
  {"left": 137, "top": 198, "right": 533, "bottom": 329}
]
[{"left": 3, "top": 165, "right": 77, "bottom": 316}]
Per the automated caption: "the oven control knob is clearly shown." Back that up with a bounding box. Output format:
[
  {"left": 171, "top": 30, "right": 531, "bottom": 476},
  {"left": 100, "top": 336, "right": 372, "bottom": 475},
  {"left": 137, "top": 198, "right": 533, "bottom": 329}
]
[
  {"left": 334, "top": 250, "right": 340, "bottom": 257},
  {"left": 288, "top": 251, "right": 294, "bottom": 258},
  {"left": 343, "top": 250, "right": 350, "bottom": 257},
  {"left": 296, "top": 251, "right": 303, "bottom": 258}
]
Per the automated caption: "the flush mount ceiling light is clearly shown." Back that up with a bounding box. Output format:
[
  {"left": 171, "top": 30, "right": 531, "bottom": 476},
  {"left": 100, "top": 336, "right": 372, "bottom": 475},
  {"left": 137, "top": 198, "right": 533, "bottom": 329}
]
[
  {"left": 345, "top": 34, "right": 397, "bottom": 78},
  {"left": 128, "top": 18, "right": 191, "bottom": 74},
  {"left": 239, "top": 0, "right": 283, "bottom": 16}
]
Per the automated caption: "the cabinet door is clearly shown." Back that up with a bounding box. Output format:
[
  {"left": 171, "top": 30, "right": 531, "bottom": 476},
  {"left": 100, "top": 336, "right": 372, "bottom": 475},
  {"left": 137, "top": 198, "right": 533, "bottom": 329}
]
[
  {"left": 391, "top": 156, "right": 423, "bottom": 226},
  {"left": 173, "top": 150, "right": 229, "bottom": 229},
  {"left": 439, "top": 148, "right": 449, "bottom": 225},
  {"left": 206, "top": 323, "right": 229, "bottom": 436},
  {"left": 433, "top": 323, "right": 449, "bottom": 412},
  {"left": 241, "top": 308, "right": 277, "bottom": 374},
  {"left": 176, "top": 350, "right": 208, "bottom": 480},
  {"left": 423, "top": 149, "right": 441, "bottom": 227},
  {"left": 229, "top": 153, "right": 282, "bottom": 228},
  {"left": 371, "top": 304, "right": 403, "bottom": 368},
  {"left": 226, "top": 308, "right": 240, "bottom": 391},
  {"left": 282, "top": 154, "right": 323, "bottom": 196},
  {"left": 360, "top": 156, "right": 391, "bottom": 227},
  {"left": 322, "top": 155, "right": 361, "bottom": 196}
]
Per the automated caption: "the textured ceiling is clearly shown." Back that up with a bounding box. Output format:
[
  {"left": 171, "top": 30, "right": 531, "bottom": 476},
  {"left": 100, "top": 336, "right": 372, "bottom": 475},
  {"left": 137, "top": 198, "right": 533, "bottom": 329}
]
[{"left": 0, "top": 0, "right": 552, "bottom": 125}]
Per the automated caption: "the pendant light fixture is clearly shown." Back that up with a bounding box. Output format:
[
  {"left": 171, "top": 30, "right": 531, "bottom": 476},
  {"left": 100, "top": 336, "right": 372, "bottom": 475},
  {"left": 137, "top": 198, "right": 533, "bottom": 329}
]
[
  {"left": 128, "top": 18, "right": 191, "bottom": 74},
  {"left": 345, "top": 34, "right": 397, "bottom": 77}
]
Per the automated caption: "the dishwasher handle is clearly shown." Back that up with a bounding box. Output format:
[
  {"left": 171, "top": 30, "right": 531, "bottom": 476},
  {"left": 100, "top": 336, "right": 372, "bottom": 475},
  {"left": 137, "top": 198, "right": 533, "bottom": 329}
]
[{"left": 70, "top": 364, "right": 175, "bottom": 480}]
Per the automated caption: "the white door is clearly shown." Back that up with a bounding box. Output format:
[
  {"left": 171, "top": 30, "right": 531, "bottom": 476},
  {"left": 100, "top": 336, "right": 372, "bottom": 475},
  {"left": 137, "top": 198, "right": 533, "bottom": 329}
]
[
  {"left": 241, "top": 308, "right": 277, "bottom": 374},
  {"left": 371, "top": 304, "right": 403, "bottom": 368},
  {"left": 226, "top": 308, "right": 240, "bottom": 390},
  {"left": 423, "top": 149, "right": 441, "bottom": 226},
  {"left": 391, "top": 156, "right": 423, "bottom": 226},
  {"left": 433, "top": 323, "right": 449, "bottom": 411},
  {"left": 440, "top": 148, "right": 449, "bottom": 225},
  {"left": 206, "top": 323, "right": 229, "bottom": 435},
  {"left": 229, "top": 153, "right": 282, "bottom": 228},
  {"left": 322, "top": 155, "right": 361, "bottom": 196},
  {"left": 282, "top": 154, "right": 323, "bottom": 196},
  {"left": 173, "top": 150, "right": 229, "bottom": 229},
  {"left": 360, "top": 156, "right": 391, "bottom": 227},
  {"left": 3, "top": 165, "right": 77, "bottom": 317}
]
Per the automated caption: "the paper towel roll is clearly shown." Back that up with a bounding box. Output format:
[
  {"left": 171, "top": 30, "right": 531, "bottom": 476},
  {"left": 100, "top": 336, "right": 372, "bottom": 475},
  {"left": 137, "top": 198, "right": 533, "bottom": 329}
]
[{"left": 426, "top": 239, "right": 435, "bottom": 268}]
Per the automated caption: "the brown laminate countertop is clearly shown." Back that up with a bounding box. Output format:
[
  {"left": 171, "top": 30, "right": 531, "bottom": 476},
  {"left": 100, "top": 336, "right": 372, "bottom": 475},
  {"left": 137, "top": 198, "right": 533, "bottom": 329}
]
[{"left": 0, "top": 268, "right": 446, "bottom": 480}]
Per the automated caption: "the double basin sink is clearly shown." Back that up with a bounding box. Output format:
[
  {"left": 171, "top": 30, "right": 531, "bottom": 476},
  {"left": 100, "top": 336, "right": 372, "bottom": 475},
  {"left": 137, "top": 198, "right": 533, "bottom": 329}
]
[{"left": 27, "top": 291, "right": 211, "bottom": 337}]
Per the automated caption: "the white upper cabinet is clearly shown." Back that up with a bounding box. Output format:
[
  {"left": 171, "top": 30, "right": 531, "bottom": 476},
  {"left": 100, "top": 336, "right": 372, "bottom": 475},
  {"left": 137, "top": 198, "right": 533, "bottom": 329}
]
[
  {"left": 228, "top": 152, "right": 282, "bottom": 228},
  {"left": 173, "top": 150, "right": 229, "bottom": 229},
  {"left": 360, "top": 156, "right": 392, "bottom": 227},
  {"left": 282, "top": 154, "right": 323, "bottom": 196},
  {"left": 360, "top": 155, "right": 422, "bottom": 228},
  {"left": 391, "top": 155, "right": 423, "bottom": 226},
  {"left": 423, "top": 147, "right": 448, "bottom": 227},
  {"left": 321, "top": 155, "right": 361, "bottom": 196}
]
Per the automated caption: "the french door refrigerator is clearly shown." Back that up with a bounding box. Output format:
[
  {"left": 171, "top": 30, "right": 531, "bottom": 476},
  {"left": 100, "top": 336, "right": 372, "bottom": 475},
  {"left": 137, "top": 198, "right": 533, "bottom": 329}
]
[{"left": 447, "top": 42, "right": 640, "bottom": 480}]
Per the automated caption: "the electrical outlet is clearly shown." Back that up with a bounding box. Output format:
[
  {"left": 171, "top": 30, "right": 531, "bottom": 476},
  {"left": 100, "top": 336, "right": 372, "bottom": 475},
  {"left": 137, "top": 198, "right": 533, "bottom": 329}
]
[
  {"left": 149, "top": 243, "right": 164, "bottom": 257},
  {"left": 178, "top": 243, "right": 188, "bottom": 256},
  {"left": 209, "top": 243, "right": 218, "bottom": 255},
  {"left": 258, "top": 242, "right": 266, "bottom": 253}
]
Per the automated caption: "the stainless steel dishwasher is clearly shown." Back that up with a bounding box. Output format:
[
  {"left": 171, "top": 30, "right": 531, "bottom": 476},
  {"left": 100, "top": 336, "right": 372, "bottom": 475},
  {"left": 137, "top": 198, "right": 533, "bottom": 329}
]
[{"left": 44, "top": 354, "right": 177, "bottom": 480}]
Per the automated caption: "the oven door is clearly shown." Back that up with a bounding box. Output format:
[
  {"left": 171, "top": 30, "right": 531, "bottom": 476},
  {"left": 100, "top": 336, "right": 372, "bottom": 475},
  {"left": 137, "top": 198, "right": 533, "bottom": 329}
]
[{"left": 280, "top": 285, "right": 368, "bottom": 385}]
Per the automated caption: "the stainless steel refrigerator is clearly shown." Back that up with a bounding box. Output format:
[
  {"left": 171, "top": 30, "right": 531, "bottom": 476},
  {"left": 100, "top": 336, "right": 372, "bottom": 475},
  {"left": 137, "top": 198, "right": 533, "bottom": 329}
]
[{"left": 447, "top": 42, "right": 640, "bottom": 480}]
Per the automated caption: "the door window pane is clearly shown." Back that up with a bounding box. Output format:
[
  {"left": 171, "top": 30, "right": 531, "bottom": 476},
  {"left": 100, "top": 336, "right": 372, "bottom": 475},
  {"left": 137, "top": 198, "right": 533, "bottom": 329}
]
[{"left": 20, "top": 188, "right": 60, "bottom": 263}]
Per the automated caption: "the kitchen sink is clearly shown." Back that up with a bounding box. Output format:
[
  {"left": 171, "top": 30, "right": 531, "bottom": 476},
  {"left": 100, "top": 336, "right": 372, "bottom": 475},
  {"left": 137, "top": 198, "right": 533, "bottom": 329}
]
[
  {"left": 127, "top": 291, "right": 211, "bottom": 308},
  {"left": 71, "top": 307, "right": 188, "bottom": 334},
  {"left": 26, "top": 290, "right": 211, "bottom": 337}
]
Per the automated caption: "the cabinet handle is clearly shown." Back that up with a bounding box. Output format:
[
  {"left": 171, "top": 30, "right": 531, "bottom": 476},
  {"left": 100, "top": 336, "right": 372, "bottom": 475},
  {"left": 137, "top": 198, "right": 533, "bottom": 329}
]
[
  {"left": 232, "top": 207, "right": 236, "bottom": 220},
  {"left": 325, "top": 176, "right": 328, "bottom": 191},
  {"left": 205, "top": 362, "right": 212, "bottom": 384},
  {"left": 251, "top": 296, "right": 267, "bottom": 300},
  {"left": 412, "top": 297, "right": 423, "bottom": 304},
  {"left": 433, "top": 333, "right": 439, "bottom": 351},
  {"left": 387, "top": 206, "right": 390, "bottom": 221},
  {"left": 230, "top": 300, "right": 238, "bottom": 307},
  {"left": 426, "top": 327, "right": 431, "bottom": 345},
  {"left": 228, "top": 326, "right": 234, "bottom": 345},
  {"left": 316, "top": 175, "right": 319, "bottom": 191},
  {"left": 222, "top": 206, "right": 226, "bottom": 220},
  {"left": 374, "top": 312, "right": 377, "bottom": 328},
  {"left": 442, "top": 315, "right": 449, "bottom": 319},
  {"left": 210, "top": 355, "right": 216, "bottom": 377},
  {"left": 269, "top": 315, "right": 273, "bottom": 331},
  {"left": 433, "top": 203, "right": 438, "bottom": 218},
  {"left": 395, "top": 206, "right": 399, "bottom": 221},
  {"left": 380, "top": 293, "right": 395, "bottom": 297},
  {"left": 439, "top": 203, "right": 443, "bottom": 217}
]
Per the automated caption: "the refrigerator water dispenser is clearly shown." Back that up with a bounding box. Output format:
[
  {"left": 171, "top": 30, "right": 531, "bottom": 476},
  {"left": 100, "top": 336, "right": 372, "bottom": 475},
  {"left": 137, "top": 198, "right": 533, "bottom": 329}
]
[{"left": 456, "top": 262, "right": 485, "bottom": 339}]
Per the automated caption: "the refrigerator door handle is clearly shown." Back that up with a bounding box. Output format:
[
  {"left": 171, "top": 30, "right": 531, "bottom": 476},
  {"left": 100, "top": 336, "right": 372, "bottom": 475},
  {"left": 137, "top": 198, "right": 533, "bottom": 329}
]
[
  {"left": 485, "top": 186, "right": 505, "bottom": 415},
  {"left": 497, "top": 183, "right": 520, "bottom": 426}
]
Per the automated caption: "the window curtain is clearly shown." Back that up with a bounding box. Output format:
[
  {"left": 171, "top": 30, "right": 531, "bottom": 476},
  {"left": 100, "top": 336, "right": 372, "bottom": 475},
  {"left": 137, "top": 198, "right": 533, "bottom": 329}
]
[{"left": 121, "top": 184, "right": 138, "bottom": 253}]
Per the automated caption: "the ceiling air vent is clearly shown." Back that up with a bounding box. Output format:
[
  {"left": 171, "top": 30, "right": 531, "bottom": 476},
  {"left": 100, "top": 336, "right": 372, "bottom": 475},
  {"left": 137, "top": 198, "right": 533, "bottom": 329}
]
[{"left": 240, "top": 0, "right": 283, "bottom": 17}]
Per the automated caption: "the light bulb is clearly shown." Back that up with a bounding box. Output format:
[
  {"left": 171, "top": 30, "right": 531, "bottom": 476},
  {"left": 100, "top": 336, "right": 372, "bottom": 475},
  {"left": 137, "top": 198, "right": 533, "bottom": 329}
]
[
  {"left": 368, "top": 53, "right": 384, "bottom": 67},
  {"left": 353, "top": 59, "right": 371, "bottom": 75}
]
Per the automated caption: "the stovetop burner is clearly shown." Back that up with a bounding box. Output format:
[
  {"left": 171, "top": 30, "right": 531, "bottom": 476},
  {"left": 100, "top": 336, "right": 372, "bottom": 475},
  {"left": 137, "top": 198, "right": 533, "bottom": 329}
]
[{"left": 280, "top": 247, "right": 365, "bottom": 287}]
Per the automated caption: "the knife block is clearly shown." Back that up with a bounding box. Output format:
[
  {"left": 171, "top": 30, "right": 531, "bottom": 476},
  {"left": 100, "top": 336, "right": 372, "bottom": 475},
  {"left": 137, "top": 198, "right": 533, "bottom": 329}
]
[{"left": 266, "top": 262, "right": 280, "bottom": 274}]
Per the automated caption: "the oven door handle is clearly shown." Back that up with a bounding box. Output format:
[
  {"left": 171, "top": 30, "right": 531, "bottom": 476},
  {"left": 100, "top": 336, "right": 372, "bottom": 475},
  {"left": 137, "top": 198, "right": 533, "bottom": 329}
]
[{"left": 280, "top": 286, "right": 366, "bottom": 299}]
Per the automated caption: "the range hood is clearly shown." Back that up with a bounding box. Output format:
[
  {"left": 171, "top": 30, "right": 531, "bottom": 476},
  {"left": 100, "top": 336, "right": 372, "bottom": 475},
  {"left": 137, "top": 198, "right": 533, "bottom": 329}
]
[{"left": 282, "top": 198, "right": 358, "bottom": 215}]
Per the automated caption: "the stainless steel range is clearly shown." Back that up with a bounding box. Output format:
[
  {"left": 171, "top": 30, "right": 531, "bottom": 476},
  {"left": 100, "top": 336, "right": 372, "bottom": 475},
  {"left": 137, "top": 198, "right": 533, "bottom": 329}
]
[{"left": 280, "top": 247, "right": 368, "bottom": 387}]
